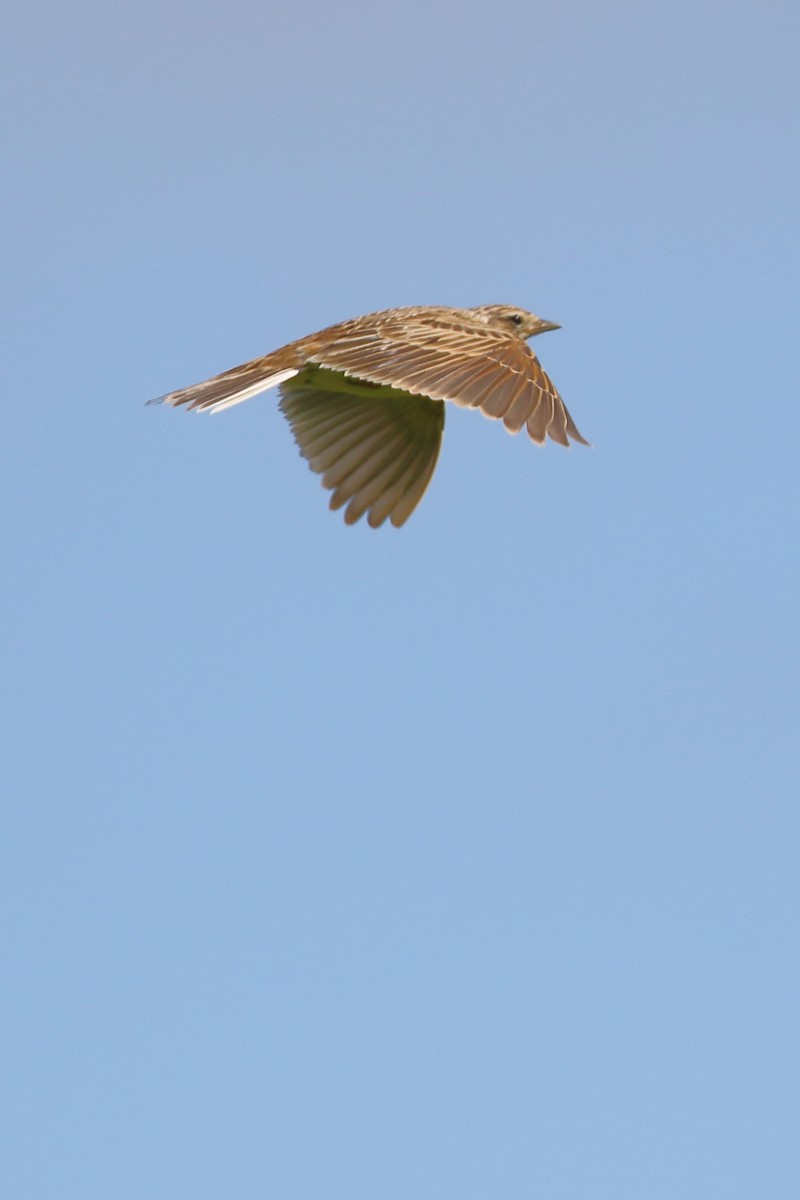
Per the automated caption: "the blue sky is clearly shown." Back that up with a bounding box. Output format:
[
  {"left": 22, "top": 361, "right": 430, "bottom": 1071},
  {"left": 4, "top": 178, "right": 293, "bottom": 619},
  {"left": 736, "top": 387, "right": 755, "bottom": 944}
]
[{"left": 3, "top": 1, "right": 799, "bottom": 1196}]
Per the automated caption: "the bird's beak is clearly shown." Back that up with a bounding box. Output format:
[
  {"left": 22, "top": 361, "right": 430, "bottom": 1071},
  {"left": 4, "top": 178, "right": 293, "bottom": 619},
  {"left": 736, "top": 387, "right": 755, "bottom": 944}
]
[{"left": 534, "top": 319, "right": 561, "bottom": 335}]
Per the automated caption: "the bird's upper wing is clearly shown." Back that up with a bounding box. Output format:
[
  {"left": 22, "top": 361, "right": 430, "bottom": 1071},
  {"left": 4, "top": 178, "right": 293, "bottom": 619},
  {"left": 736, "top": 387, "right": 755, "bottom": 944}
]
[
  {"left": 278, "top": 368, "right": 445, "bottom": 528},
  {"left": 302, "top": 310, "right": 588, "bottom": 447}
]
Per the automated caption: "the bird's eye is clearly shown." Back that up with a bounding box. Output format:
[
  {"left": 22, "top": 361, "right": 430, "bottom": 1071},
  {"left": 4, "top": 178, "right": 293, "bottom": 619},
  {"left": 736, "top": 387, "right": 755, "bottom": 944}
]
[{"left": 510, "top": 313, "right": 523, "bottom": 325}]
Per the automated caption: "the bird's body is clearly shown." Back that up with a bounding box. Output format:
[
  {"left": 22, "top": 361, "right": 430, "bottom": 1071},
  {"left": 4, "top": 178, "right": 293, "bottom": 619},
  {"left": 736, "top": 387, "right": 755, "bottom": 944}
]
[{"left": 151, "top": 304, "right": 587, "bottom": 527}]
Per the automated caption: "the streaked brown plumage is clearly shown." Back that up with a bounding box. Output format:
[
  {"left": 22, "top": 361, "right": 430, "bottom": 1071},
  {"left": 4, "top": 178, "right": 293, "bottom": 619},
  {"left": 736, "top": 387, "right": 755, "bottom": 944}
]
[{"left": 150, "top": 304, "right": 587, "bottom": 527}]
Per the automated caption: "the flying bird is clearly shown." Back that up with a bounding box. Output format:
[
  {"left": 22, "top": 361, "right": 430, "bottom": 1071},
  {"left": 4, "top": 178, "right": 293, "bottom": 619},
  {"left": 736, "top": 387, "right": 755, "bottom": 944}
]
[{"left": 150, "top": 304, "right": 587, "bottom": 527}]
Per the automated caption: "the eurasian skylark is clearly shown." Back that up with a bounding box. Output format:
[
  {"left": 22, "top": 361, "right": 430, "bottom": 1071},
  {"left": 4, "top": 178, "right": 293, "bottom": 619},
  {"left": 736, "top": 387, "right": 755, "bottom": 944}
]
[{"left": 150, "top": 304, "right": 587, "bottom": 527}]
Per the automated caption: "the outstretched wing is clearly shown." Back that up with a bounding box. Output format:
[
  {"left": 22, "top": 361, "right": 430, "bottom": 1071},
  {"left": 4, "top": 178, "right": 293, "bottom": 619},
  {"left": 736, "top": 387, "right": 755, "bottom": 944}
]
[
  {"left": 302, "top": 310, "right": 588, "bottom": 447},
  {"left": 278, "top": 368, "right": 445, "bottom": 528}
]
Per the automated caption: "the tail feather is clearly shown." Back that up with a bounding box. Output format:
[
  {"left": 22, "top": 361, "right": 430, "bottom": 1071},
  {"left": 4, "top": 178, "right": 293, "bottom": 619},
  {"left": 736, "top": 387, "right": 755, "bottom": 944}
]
[{"left": 148, "top": 356, "right": 300, "bottom": 413}]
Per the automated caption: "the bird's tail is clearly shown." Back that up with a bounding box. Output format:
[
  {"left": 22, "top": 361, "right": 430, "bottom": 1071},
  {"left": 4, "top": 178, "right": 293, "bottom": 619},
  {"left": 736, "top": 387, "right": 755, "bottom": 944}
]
[{"left": 147, "top": 348, "right": 301, "bottom": 414}]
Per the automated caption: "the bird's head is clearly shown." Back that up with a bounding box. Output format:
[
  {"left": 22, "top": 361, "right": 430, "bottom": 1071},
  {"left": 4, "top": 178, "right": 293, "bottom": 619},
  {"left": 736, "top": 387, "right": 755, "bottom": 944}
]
[{"left": 470, "top": 304, "right": 561, "bottom": 340}]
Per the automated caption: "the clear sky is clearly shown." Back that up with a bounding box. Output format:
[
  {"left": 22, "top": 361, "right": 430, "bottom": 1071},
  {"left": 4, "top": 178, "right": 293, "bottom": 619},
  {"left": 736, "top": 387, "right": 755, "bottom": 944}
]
[{"left": 3, "top": 1, "right": 799, "bottom": 1196}]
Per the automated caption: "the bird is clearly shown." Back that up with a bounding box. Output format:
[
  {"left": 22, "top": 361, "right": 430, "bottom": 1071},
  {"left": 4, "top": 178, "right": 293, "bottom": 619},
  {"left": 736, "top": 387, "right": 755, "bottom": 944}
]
[{"left": 149, "top": 304, "right": 587, "bottom": 527}]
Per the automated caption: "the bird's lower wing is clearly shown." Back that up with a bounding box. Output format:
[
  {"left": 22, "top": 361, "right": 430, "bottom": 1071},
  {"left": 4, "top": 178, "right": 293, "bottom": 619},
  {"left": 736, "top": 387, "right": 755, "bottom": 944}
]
[{"left": 278, "top": 368, "right": 445, "bottom": 528}]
